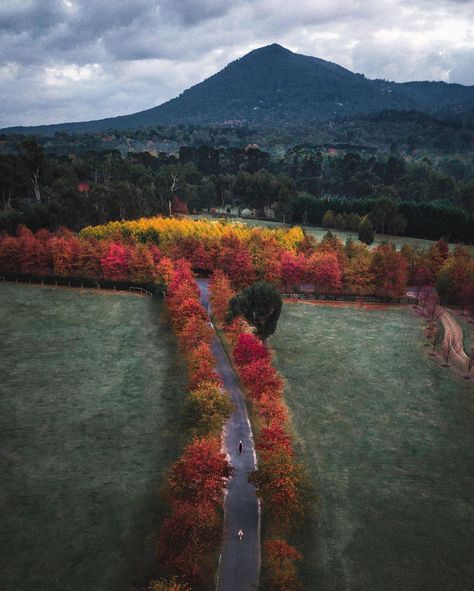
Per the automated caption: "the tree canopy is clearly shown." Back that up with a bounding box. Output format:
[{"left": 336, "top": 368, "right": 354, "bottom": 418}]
[{"left": 227, "top": 281, "right": 283, "bottom": 340}]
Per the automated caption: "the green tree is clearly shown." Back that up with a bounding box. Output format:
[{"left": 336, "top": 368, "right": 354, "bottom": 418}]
[
  {"left": 227, "top": 281, "right": 282, "bottom": 340},
  {"left": 370, "top": 197, "right": 398, "bottom": 234},
  {"left": 358, "top": 216, "right": 375, "bottom": 245}
]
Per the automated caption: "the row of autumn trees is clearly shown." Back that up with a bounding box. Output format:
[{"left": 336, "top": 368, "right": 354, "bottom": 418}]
[
  {"left": 0, "top": 218, "right": 473, "bottom": 304},
  {"left": 151, "top": 260, "right": 233, "bottom": 591},
  {"left": 209, "top": 272, "right": 313, "bottom": 591}
]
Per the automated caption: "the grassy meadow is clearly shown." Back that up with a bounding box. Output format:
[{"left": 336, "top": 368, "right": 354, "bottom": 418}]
[
  {"left": 226, "top": 216, "right": 473, "bottom": 252},
  {"left": 270, "top": 302, "right": 474, "bottom": 591},
  {"left": 0, "top": 284, "right": 186, "bottom": 591}
]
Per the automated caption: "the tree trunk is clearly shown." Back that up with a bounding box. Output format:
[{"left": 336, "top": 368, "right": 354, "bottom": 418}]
[{"left": 33, "top": 169, "right": 41, "bottom": 202}]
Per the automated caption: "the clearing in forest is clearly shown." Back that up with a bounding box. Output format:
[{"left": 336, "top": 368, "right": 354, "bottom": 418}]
[{"left": 270, "top": 303, "right": 474, "bottom": 591}]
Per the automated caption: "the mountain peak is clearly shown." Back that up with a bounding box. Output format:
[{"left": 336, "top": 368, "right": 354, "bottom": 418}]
[
  {"left": 3, "top": 44, "right": 474, "bottom": 135},
  {"left": 257, "top": 43, "right": 291, "bottom": 53}
]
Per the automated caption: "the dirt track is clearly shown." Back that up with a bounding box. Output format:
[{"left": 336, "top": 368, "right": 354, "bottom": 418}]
[{"left": 440, "top": 308, "right": 470, "bottom": 366}]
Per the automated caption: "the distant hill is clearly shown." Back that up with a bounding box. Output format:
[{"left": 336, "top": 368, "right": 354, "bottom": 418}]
[{"left": 4, "top": 43, "right": 474, "bottom": 136}]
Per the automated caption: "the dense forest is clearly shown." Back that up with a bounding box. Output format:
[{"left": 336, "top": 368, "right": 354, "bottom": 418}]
[
  {"left": 0, "top": 137, "right": 473, "bottom": 243},
  {"left": 2, "top": 108, "right": 473, "bottom": 157}
]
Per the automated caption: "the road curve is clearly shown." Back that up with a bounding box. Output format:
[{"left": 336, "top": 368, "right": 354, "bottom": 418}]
[
  {"left": 439, "top": 308, "right": 469, "bottom": 365},
  {"left": 407, "top": 290, "right": 469, "bottom": 366},
  {"left": 197, "top": 279, "right": 260, "bottom": 591}
]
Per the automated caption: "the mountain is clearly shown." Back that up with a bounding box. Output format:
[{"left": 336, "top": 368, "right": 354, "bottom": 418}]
[{"left": 4, "top": 43, "right": 474, "bottom": 135}]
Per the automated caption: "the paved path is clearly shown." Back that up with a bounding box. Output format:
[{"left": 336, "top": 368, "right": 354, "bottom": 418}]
[{"left": 197, "top": 279, "right": 260, "bottom": 591}]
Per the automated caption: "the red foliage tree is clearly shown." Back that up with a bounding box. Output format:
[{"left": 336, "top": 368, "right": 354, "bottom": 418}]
[
  {"left": 168, "top": 437, "right": 229, "bottom": 504},
  {"left": 171, "top": 196, "right": 189, "bottom": 215},
  {"left": 279, "top": 251, "right": 305, "bottom": 291},
  {"left": 257, "top": 424, "right": 293, "bottom": 454},
  {"left": 258, "top": 391, "right": 289, "bottom": 427},
  {"left": 250, "top": 446, "right": 306, "bottom": 532},
  {"left": 20, "top": 230, "right": 52, "bottom": 275},
  {"left": 239, "top": 358, "right": 284, "bottom": 401},
  {"left": 128, "top": 243, "right": 157, "bottom": 283},
  {"left": 263, "top": 539, "right": 302, "bottom": 591},
  {"left": 233, "top": 333, "right": 271, "bottom": 367},
  {"left": 178, "top": 315, "right": 214, "bottom": 352},
  {"left": 0, "top": 235, "right": 22, "bottom": 272},
  {"left": 227, "top": 248, "right": 256, "bottom": 290},
  {"left": 307, "top": 251, "right": 342, "bottom": 293},
  {"left": 100, "top": 241, "right": 131, "bottom": 281},
  {"left": 159, "top": 500, "right": 220, "bottom": 586},
  {"left": 371, "top": 244, "right": 408, "bottom": 296},
  {"left": 172, "top": 296, "right": 207, "bottom": 331},
  {"left": 50, "top": 235, "right": 82, "bottom": 276}
]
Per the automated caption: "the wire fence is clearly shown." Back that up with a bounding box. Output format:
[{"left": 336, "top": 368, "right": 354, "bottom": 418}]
[{"left": 0, "top": 273, "right": 164, "bottom": 297}]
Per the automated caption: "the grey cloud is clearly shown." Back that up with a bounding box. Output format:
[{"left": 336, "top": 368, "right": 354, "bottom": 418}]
[{"left": 0, "top": 0, "right": 473, "bottom": 126}]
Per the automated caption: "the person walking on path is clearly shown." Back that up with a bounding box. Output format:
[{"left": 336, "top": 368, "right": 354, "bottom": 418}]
[{"left": 238, "top": 440, "right": 243, "bottom": 454}]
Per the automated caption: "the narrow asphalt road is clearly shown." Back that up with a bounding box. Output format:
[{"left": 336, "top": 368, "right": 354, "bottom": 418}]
[{"left": 197, "top": 279, "right": 260, "bottom": 591}]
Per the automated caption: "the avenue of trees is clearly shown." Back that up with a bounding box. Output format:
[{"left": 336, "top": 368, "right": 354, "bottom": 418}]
[
  {"left": 152, "top": 260, "right": 232, "bottom": 590},
  {"left": 209, "top": 272, "right": 312, "bottom": 591},
  {"left": 1, "top": 140, "right": 473, "bottom": 243}
]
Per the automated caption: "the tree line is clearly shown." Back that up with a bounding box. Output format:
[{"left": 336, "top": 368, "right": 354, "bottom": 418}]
[
  {"left": 1, "top": 140, "right": 473, "bottom": 242},
  {"left": 1, "top": 217, "right": 473, "bottom": 306}
]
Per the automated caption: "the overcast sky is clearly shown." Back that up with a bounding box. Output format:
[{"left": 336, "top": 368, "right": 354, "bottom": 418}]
[{"left": 1, "top": 0, "right": 473, "bottom": 127}]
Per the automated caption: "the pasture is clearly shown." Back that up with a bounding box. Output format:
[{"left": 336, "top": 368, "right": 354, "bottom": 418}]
[
  {"left": 231, "top": 216, "right": 472, "bottom": 251},
  {"left": 270, "top": 302, "right": 474, "bottom": 591},
  {"left": 0, "top": 284, "right": 186, "bottom": 591}
]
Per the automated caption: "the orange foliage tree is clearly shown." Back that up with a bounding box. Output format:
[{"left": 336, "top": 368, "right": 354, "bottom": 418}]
[
  {"left": 209, "top": 270, "right": 235, "bottom": 325},
  {"left": 263, "top": 539, "right": 302, "bottom": 591}
]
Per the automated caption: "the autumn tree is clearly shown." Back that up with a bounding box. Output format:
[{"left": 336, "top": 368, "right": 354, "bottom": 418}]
[
  {"left": 370, "top": 244, "right": 408, "bottom": 296},
  {"left": 186, "top": 382, "right": 233, "bottom": 436},
  {"left": 158, "top": 500, "right": 220, "bottom": 587},
  {"left": 279, "top": 251, "right": 306, "bottom": 292},
  {"left": 307, "top": 251, "right": 342, "bottom": 293},
  {"left": 239, "top": 358, "right": 284, "bottom": 401},
  {"left": 128, "top": 243, "right": 158, "bottom": 283},
  {"left": 209, "top": 270, "right": 235, "bottom": 325},
  {"left": 50, "top": 234, "right": 81, "bottom": 276},
  {"left": 233, "top": 333, "right": 270, "bottom": 367},
  {"left": 263, "top": 539, "right": 302, "bottom": 591},
  {"left": 250, "top": 446, "right": 312, "bottom": 534},
  {"left": 148, "top": 578, "right": 190, "bottom": 591},
  {"left": 100, "top": 241, "right": 130, "bottom": 281},
  {"left": 167, "top": 437, "right": 229, "bottom": 504},
  {"left": 0, "top": 235, "right": 23, "bottom": 272}
]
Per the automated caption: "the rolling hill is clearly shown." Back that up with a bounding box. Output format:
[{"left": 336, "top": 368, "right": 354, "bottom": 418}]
[{"left": 3, "top": 43, "right": 474, "bottom": 135}]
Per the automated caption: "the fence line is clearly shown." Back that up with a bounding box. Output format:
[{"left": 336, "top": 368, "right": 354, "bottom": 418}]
[
  {"left": 0, "top": 273, "right": 163, "bottom": 298},
  {"left": 129, "top": 286, "right": 153, "bottom": 297},
  {"left": 282, "top": 292, "right": 415, "bottom": 305}
]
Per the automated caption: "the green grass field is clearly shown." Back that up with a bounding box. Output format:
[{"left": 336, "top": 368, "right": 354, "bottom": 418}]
[
  {"left": 0, "top": 284, "right": 186, "bottom": 591},
  {"left": 230, "top": 216, "right": 473, "bottom": 251},
  {"left": 270, "top": 302, "right": 474, "bottom": 591}
]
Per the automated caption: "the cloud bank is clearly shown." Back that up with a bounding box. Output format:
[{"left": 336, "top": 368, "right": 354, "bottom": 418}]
[{"left": 1, "top": 0, "right": 473, "bottom": 126}]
